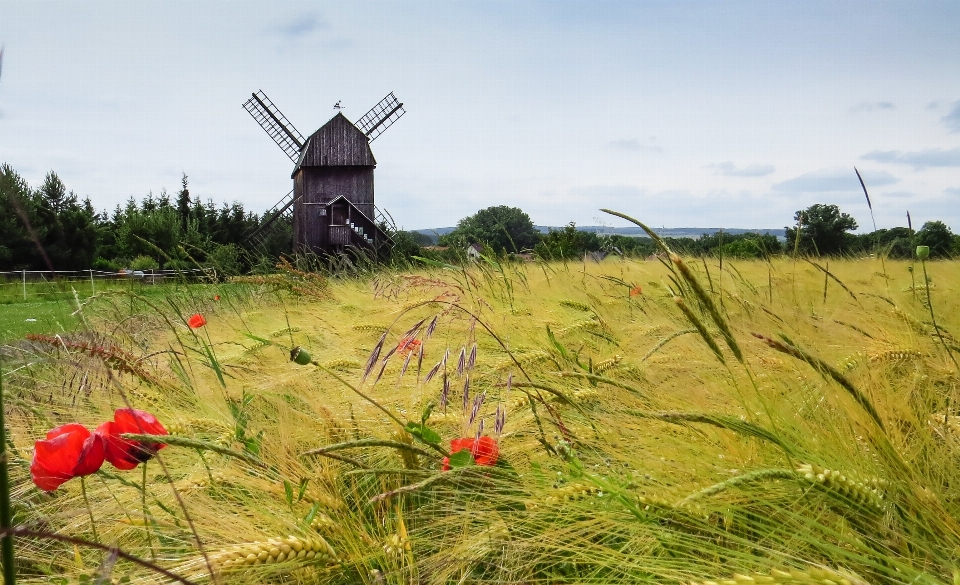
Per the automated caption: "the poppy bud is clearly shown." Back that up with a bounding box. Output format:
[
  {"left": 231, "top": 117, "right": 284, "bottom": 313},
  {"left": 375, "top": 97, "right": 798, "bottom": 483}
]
[
  {"left": 916, "top": 245, "right": 930, "bottom": 260},
  {"left": 290, "top": 346, "right": 312, "bottom": 365}
]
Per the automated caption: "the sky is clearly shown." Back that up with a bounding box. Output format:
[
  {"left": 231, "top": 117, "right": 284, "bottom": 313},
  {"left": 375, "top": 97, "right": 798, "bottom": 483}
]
[{"left": 1, "top": 1, "right": 959, "bottom": 232}]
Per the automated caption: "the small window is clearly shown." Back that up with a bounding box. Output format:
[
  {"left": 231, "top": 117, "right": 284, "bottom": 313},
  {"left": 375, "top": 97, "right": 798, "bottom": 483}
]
[{"left": 319, "top": 208, "right": 327, "bottom": 216}]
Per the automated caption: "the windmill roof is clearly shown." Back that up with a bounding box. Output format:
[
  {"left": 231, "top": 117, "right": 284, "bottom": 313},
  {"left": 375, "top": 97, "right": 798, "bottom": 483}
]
[{"left": 293, "top": 112, "right": 376, "bottom": 173}]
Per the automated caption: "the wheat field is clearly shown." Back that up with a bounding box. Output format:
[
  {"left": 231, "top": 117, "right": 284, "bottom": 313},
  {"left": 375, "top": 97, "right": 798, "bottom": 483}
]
[{"left": 2, "top": 253, "right": 959, "bottom": 584}]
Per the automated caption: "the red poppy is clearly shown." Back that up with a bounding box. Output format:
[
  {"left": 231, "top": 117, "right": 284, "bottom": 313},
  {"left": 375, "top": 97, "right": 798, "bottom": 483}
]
[
  {"left": 629, "top": 285, "right": 642, "bottom": 297},
  {"left": 396, "top": 335, "right": 421, "bottom": 356},
  {"left": 214, "top": 295, "right": 221, "bottom": 301},
  {"left": 187, "top": 313, "right": 206, "bottom": 328},
  {"left": 470, "top": 436, "right": 499, "bottom": 466},
  {"left": 30, "top": 423, "right": 105, "bottom": 491},
  {"left": 443, "top": 436, "right": 499, "bottom": 471},
  {"left": 95, "top": 409, "right": 168, "bottom": 470}
]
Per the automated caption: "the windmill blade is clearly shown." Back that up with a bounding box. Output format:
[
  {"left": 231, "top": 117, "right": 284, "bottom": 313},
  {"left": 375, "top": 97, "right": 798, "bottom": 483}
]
[
  {"left": 244, "top": 189, "right": 298, "bottom": 241},
  {"left": 355, "top": 92, "right": 405, "bottom": 142},
  {"left": 243, "top": 91, "right": 306, "bottom": 162}
]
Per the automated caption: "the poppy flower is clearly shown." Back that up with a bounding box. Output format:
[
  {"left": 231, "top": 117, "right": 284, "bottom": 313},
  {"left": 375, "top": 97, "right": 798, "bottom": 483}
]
[
  {"left": 469, "top": 436, "right": 499, "bottom": 466},
  {"left": 187, "top": 313, "right": 206, "bottom": 329},
  {"left": 629, "top": 285, "right": 642, "bottom": 297},
  {"left": 31, "top": 423, "right": 105, "bottom": 491},
  {"left": 396, "top": 335, "right": 421, "bottom": 356},
  {"left": 95, "top": 408, "right": 168, "bottom": 470},
  {"left": 214, "top": 295, "right": 221, "bottom": 301},
  {"left": 442, "top": 436, "right": 499, "bottom": 471}
]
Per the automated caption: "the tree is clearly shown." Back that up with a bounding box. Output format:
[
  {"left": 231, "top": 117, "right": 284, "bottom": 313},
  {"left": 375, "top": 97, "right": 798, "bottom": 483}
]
[
  {"left": 784, "top": 204, "right": 858, "bottom": 255},
  {"left": 405, "top": 231, "right": 434, "bottom": 246},
  {"left": 0, "top": 164, "right": 40, "bottom": 269},
  {"left": 439, "top": 205, "right": 540, "bottom": 253},
  {"left": 534, "top": 223, "right": 601, "bottom": 260},
  {"left": 387, "top": 231, "right": 426, "bottom": 266},
  {"left": 35, "top": 172, "right": 98, "bottom": 270},
  {"left": 116, "top": 206, "right": 181, "bottom": 268},
  {"left": 176, "top": 174, "right": 191, "bottom": 232},
  {"left": 916, "top": 221, "right": 955, "bottom": 258},
  {"left": 718, "top": 235, "right": 782, "bottom": 259},
  {"left": 853, "top": 227, "right": 914, "bottom": 259}
]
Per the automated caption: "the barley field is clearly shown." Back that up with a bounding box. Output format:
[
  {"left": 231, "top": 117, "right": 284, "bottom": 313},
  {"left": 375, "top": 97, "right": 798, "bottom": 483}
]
[{"left": 2, "top": 252, "right": 959, "bottom": 584}]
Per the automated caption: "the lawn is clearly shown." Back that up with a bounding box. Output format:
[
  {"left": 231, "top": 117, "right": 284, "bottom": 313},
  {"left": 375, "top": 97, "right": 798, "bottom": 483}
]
[{"left": 0, "top": 299, "right": 83, "bottom": 343}]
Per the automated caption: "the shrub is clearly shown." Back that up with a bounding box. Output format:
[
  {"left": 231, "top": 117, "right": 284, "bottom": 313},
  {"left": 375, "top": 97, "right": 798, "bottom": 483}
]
[
  {"left": 128, "top": 255, "right": 159, "bottom": 271},
  {"left": 92, "top": 257, "right": 120, "bottom": 271}
]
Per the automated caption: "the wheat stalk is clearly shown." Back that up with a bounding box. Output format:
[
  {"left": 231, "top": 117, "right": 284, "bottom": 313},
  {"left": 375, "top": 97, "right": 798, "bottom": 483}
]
[
  {"left": 690, "top": 566, "right": 871, "bottom": 585},
  {"left": 208, "top": 534, "right": 338, "bottom": 573}
]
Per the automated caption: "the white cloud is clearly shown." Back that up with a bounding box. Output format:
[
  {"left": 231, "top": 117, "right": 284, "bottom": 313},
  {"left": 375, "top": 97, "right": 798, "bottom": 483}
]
[
  {"left": 772, "top": 168, "right": 898, "bottom": 192},
  {"left": 861, "top": 148, "right": 960, "bottom": 168},
  {"left": 942, "top": 101, "right": 960, "bottom": 133},
  {"left": 717, "top": 161, "right": 775, "bottom": 177},
  {"left": 849, "top": 101, "right": 895, "bottom": 113},
  {"left": 275, "top": 14, "right": 328, "bottom": 38}
]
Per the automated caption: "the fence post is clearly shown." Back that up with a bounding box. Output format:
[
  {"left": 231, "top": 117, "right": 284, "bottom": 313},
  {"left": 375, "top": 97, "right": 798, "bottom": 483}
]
[
  {"left": 21, "top": 270, "right": 25, "bottom": 301},
  {"left": 90, "top": 269, "right": 95, "bottom": 296}
]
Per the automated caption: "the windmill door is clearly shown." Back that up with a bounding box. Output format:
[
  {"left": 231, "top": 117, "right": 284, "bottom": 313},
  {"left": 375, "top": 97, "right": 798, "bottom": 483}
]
[{"left": 331, "top": 201, "right": 348, "bottom": 226}]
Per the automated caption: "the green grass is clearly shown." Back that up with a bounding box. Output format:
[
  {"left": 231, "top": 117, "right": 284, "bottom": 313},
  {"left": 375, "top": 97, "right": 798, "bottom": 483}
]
[
  {"left": 0, "top": 280, "right": 231, "bottom": 342},
  {"left": 0, "top": 299, "right": 82, "bottom": 343}
]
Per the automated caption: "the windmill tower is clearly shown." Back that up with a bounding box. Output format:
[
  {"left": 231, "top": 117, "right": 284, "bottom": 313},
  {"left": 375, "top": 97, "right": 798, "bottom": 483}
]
[{"left": 242, "top": 90, "right": 405, "bottom": 256}]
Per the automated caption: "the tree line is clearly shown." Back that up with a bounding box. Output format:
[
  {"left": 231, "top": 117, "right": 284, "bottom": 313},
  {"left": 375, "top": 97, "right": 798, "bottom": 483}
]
[
  {"left": 0, "top": 164, "right": 289, "bottom": 273},
  {"left": 1, "top": 163, "right": 957, "bottom": 273},
  {"left": 430, "top": 203, "right": 958, "bottom": 261}
]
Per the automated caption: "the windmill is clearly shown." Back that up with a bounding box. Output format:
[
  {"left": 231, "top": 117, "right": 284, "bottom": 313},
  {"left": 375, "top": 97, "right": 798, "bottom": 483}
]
[{"left": 242, "top": 90, "right": 405, "bottom": 257}]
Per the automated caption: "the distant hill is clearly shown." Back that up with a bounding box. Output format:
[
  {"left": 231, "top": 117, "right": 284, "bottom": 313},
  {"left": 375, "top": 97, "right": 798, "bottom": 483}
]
[{"left": 411, "top": 226, "right": 786, "bottom": 245}]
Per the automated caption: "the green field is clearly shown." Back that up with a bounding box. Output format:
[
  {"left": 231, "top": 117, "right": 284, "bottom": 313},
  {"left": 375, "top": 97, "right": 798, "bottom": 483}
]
[
  {"left": 0, "top": 280, "right": 220, "bottom": 343},
  {"left": 0, "top": 300, "right": 82, "bottom": 343},
  {"left": 2, "top": 256, "right": 959, "bottom": 584}
]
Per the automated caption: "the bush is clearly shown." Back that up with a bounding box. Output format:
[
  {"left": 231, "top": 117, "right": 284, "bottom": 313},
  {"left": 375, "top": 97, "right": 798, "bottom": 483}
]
[
  {"left": 206, "top": 243, "right": 241, "bottom": 276},
  {"left": 916, "top": 221, "right": 955, "bottom": 258},
  {"left": 129, "top": 255, "right": 159, "bottom": 271},
  {"left": 535, "top": 223, "right": 601, "bottom": 260},
  {"left": 719, "top": 238, "right": 771, "bottom": 259},
  {"left": 92, "top": 257, "right": 120, "bottom": 271}
]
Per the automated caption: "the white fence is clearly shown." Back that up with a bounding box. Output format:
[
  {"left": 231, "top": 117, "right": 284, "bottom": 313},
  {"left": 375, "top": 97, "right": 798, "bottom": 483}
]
[{"left": 0, "top": 269, "right": 215, "bottom": 301}]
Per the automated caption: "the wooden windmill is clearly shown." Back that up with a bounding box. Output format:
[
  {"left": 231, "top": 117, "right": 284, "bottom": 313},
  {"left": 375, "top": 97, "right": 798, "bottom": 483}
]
[{"left": 242, "top": 90, "right": 405, "bottom": 256}]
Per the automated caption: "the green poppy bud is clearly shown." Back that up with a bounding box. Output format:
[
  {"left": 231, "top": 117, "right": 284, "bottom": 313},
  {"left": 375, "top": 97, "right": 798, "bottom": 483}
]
[
  {"left": 290, "top": 346, "right": 312, "bottom": 365},
  {"left": 916, "top": 245, "right": 930, "bottom": 260}
]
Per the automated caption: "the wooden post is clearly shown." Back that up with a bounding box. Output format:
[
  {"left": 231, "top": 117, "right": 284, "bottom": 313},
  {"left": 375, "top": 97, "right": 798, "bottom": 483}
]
[
  {"left": 21, "top": 271, "right": 25, "bottom": 301},
  {"left": 90, "top": 269, "right": 95, "bottom": 296}
]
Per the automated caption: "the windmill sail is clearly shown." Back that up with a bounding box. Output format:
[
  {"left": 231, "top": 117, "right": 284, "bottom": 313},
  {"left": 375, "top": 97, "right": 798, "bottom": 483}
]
[
  {"left": 245, "top": 189, "right": 297, "bottom": 240},
  {"left": 243, "top": 91, "right": 306, "bottom": 162},
  {"left": 355, "top": 92, "right": 405, "bottom": 142}
]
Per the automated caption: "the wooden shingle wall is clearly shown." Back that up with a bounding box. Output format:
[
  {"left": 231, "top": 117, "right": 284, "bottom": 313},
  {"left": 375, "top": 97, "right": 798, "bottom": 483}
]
[{"left": 298, "top": 113, "right": 376, "bottom": 167}]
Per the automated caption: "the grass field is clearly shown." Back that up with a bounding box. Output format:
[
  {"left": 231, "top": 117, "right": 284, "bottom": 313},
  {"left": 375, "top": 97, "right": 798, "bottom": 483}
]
[
  {"left": 2, "top": 254, "right": 959, "bottom": 584},
  {"left": 0, "top": 280, "right": 222, "bottom": 343}
]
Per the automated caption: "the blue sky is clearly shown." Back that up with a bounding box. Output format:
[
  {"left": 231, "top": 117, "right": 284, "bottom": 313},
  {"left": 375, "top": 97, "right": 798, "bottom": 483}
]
[{"left": 1, "top": 1, "right": 958, "bottom": 231}]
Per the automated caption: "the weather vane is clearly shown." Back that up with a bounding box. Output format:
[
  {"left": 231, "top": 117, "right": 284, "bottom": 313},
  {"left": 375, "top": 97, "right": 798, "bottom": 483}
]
[{"left": 333, "top": 100, "right": 343, "bottom": 110}]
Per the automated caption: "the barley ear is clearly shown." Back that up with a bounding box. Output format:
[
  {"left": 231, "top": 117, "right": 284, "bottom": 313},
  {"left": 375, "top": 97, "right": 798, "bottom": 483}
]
[
  {"left": 674, "top": 297, "right": 726, "bottom": 364},
  {"left": 671, "top": 254, "right": 744, "bottom": 363},
  {"left": 752, "top": 333, "right": 885, "bottom": 432}
]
